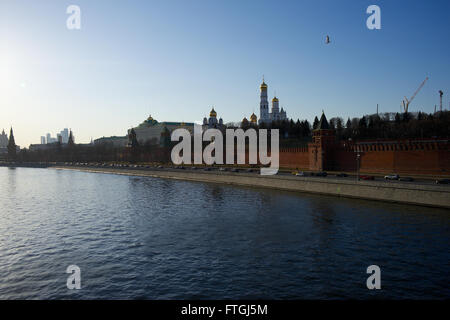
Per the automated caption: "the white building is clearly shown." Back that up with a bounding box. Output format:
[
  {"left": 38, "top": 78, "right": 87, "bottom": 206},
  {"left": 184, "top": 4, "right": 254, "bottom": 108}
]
[
  {"left": 128, "top": 115, "right": 194, "bottom": 146},
  {"left": 258, "top": 78, "right": 287, "bottom": 124},
  {"left": 202, "top": 107, "right": 225, "bottom": 130}
]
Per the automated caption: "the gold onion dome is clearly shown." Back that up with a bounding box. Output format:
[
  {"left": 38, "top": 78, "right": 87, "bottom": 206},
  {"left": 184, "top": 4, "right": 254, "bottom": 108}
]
[
  {"left": 272, "top": 96, "right": 279, "bottom": 102},
  {"left": 260, "top": 81, "right": 268, "bottom": 90},
  {"left": 250, "top": 113, "right": 257, "bottom": 122},
  {"left": 209, "top": 107, "right": 217, "bottom": 117}
]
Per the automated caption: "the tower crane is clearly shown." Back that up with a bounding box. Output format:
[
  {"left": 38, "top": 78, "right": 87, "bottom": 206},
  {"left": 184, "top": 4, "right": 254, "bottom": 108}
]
[{"left": 402, "top": 77, "right": 429, "bottom": 113}]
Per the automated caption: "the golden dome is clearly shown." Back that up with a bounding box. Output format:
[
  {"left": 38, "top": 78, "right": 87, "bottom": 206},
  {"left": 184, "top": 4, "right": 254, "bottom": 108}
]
[
  {"left": 260, "top": 81, "right": 268, "bottom": 90},
  {"left": 250, "top": 113, "right": 257, "bottom": 123},
  {"left": 209, "top": 107, "right": 217, "bottom": 117},
  {"left": 272, "top": 97, "right": 279, "bottom": 102}
]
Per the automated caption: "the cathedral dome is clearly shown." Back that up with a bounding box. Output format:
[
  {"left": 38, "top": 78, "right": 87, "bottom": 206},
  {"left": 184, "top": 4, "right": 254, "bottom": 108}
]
[
  {"left": 139, "top": 115, "right": 158, "bottom": 127},
  {"left": 250, "top": 113, "right": 257, "bottom": 123},
  {"left": 272, "top": 97, "right": 279, "bottom": 102},
  {"left": 209, "top": 108, "right": 217, "bottom": 117}
]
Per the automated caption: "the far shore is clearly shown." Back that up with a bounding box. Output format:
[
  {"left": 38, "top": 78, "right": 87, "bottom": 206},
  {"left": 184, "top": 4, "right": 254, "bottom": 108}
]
[{"left": 35, "top": 164, "right": 450, "bottom": 209}]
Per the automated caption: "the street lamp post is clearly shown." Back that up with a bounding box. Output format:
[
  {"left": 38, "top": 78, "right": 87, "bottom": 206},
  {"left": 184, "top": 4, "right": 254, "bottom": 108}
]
[{"left": 356, "top": 151, "right": 361, "bottom": 182}]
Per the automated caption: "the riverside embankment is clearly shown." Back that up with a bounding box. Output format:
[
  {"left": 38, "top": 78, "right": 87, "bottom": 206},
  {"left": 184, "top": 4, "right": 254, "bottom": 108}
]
[{"left": 52, "top": 166, "right": 450, "bottom": 209}]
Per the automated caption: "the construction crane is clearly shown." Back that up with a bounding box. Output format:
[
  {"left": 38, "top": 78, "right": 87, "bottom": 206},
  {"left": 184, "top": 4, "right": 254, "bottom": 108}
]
[
  {"left": 402, "top": 77, "right": 429, "bottom": 113},
  {"left": 439, "top": 90, "right": 443, "bottom": 112}
]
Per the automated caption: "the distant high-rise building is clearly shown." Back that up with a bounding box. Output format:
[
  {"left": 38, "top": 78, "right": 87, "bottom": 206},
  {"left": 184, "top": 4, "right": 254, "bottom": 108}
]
[
  {"left": 60, "top": 128, "right": 69, "bottom": 144},
  {"left": 42, "top": 129, "right": 70, "bottom": 144},
  {"left": 0, "top": 129, "right": 8, "bottom": 148}
]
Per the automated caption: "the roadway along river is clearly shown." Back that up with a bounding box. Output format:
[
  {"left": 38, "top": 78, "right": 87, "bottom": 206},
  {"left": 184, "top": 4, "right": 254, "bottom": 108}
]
[{"left": 0, "top": 167, "right": 448, "bottom": 299}]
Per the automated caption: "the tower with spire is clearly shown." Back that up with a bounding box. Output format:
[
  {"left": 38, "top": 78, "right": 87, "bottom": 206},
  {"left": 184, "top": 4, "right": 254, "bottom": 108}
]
[
  {"left": 259, "top": 77, "right": 269, "bottom": 124},
  {"left": 308, "top": 111, "right": 336, "bottom": 171},
  {"left": 7, "top": 127, "right": 17, "bottom": 160},
  {"left": 258, "top": 77, "right": 287, "bottom": 124}
]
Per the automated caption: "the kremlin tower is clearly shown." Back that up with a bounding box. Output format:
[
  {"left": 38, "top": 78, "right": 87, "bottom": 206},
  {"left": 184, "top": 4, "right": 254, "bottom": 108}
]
[{"left": 258, "top": 77, "right": 287, "bottom": 124}]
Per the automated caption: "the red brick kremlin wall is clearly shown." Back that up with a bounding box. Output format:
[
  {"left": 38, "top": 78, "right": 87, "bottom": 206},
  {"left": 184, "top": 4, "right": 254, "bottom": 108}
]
[
  {"left": 351, "top": 140, "right": 450, "bottom": 175},
  {"left": 279, "top": 147, "right": 310, "bottom": 170},
  {"left": 279, "top": 139, "right": 450, "bottom": 176}
]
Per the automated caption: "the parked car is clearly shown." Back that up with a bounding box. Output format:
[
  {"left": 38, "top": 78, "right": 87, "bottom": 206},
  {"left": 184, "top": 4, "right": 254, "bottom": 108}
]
[
  {"left": 219, "top": 167, "right": 227, "bottom": 171},
  {"left": 296, "top": 171, "right": 306, "bottom": 176},
  {"left": 436, "top": 178, "right": 450, "bottom": 184},
  {"left": 203, "top": 167, "right": 212, "bottom": 171},
  {"left": 336, "top": 173, "right": 348, "bottom": 177},
  {"left": 399, "top": 177, "right": 414, "bottom": 182},
  {"left": 231, "top": 168, "right": 239, "bottom": 173},
  {"left": 359, "top": 175, "right": 375, "bottom": 180},
  {"left": 246, "top": 168, "right": 254, "bottom": 173},
  {"left": 384, "top": 174, "right": 400, "bottom": 180},
  {"left": 314, "top": 171, "right": 327, "bottom": 177}
]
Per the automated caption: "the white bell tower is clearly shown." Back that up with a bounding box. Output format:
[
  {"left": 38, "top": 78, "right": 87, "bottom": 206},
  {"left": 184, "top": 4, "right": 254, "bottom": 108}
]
[{"left": 259, "top": 76, "right": 269, "bottom": 124}]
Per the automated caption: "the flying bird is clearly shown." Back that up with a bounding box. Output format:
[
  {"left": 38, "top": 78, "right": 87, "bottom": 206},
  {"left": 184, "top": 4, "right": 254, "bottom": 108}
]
[{"left": 325, "top": 35, "right": 330, "bottom": 44}]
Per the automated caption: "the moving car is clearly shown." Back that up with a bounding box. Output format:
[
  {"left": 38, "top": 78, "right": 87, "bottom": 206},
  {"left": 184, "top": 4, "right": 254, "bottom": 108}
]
[
  {"left": 295, "top": 171, "right": 306, "bottom": 176},
  {"left": 384, "top": 174, "right": 400, "bottom": 180},
  {"left": 436, "top": 178, "right": 450, "bottom": 184},
  {"left": 359, "top": 175, "right": 375, "bottom": 180},
  {"left": 399, "top": 177, "right": 414, "bottom": 182}
]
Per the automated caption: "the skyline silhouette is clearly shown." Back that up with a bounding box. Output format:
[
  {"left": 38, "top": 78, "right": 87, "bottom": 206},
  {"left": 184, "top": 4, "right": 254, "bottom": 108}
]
[{"left": 1, "top": 0, "right": 449, "bottom": 147}]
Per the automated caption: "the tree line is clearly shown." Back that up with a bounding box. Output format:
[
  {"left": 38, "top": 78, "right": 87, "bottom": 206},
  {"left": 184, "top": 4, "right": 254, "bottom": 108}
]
[{"left": 329, "top": 111, "right": 450, "bottom": 140}]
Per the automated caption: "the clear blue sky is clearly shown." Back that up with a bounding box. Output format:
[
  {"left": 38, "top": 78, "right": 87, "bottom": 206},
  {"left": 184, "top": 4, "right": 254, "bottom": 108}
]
[{"left": 1, "top": 0, "right": 449, "bottom": 147}]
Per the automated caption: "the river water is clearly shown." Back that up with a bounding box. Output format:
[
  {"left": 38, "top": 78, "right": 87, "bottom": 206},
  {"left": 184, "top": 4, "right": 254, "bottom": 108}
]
[{"left": 0, "top": 167, "right": 448, "bottom": 299}]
